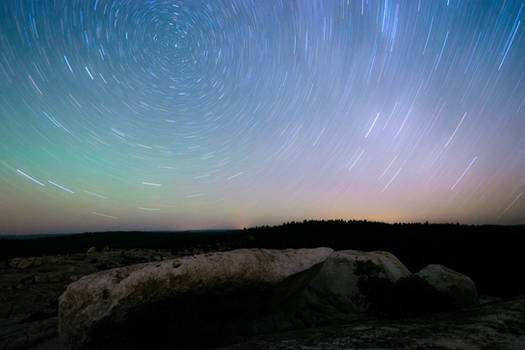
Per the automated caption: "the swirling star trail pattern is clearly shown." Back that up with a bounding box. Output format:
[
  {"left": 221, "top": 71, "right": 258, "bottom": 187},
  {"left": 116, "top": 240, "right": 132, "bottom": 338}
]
[{"left": 0, "top": 0, "right": 524, "bottom": 234}]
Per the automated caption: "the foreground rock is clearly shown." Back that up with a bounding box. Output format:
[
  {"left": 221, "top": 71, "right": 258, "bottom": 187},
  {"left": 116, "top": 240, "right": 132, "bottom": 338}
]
[
  {"left": 416, "top": 264, "right": 479, "bottom": 309},
  {"left": 219, "top": 295, "right": 525, "bottom": 350},
  {"left": 58, "top": 248, "right": 333, "bottom": 350},
  {"left": 302, "top": 250, "right": 411, "bottom": 321},
  {"left": 3, "top": 248, "right": 484, "bottom": 349}
]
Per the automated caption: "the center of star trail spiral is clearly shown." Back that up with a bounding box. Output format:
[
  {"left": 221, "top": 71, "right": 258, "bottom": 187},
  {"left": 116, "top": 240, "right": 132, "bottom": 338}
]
[{"left": 0, "top": 0, "right": 524, "bottom": 234}]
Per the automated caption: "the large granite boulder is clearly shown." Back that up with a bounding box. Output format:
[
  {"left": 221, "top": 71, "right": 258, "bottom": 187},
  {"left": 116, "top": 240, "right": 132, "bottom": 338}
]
[
  {"left": 415, "top": 264, "right": 479, "bottom": 309},
  {"left": 58, "top": 247, "right": 333, "bottom": 350},
  {"left": 302, "top": 250, "right": 411, "bottom": 320}
]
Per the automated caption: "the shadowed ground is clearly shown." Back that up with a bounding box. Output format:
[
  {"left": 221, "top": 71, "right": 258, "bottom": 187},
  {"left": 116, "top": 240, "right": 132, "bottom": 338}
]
[{"left": 218, "top": 296, "right": 525, "bottom": 350}]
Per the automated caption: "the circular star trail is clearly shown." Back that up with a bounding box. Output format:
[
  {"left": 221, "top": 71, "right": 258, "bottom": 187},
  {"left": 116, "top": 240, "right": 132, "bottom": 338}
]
[{"left": 0, "top": 0, "right": 524, "bottom": 234}]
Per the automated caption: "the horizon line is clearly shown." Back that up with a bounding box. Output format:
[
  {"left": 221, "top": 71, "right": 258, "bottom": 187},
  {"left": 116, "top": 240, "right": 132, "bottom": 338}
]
[{"left": 1, "top": 219, "right": 524, "bottom": 237}]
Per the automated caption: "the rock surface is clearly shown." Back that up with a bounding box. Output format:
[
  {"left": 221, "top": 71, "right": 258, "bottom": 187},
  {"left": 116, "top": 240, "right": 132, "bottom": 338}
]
[
  {"left": 0, "top": 249, "right": 186, "bottom": 350},
  {"left": 219, "top": 295, "right": 525, "bottom": 350},
  {"left": 58, "top": 248, "right": 333, "bottom": 350},
  {"left": 303, "top": 250, "right": 411, "bottom": 320},
  {"left": 0, "top": 247, "right": 497, "bottom": 350},
  {"left": 416, "top": 264, "right": 479, "bottom": 308}
]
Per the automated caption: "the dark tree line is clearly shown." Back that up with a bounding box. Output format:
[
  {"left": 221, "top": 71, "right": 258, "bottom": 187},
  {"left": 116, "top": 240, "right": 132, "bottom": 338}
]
[{"left": 1, "top": 220, "right": 523, "bottom": 296}]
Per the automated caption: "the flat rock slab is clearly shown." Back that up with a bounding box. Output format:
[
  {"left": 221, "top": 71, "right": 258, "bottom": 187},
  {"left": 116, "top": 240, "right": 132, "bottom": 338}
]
[
  {"left": 219, "top": 295, "right": 525, "bottom": 350},
  {"left": 59, "top": 247, "right": 333, "bottom": 349}
]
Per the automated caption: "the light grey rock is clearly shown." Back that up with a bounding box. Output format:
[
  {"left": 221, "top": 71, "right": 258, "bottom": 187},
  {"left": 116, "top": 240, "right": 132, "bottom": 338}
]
[
  {"left": 9, "top": 256, "right": 75, "bottom": 270},
  {"left": 303, "top": 250, "right": 411, "bottom": 319},
  {"left": 34, "top": 272, "right": 68, "bottom": 284},
  {"left": 58, "top": 247, "right": 333, "bottom": 350},
  {"left": 416, "top": 264, "right": 479, "bottom": 308},
  {"left": 10, "top": 257, "right": 41, "bottom": 269}
]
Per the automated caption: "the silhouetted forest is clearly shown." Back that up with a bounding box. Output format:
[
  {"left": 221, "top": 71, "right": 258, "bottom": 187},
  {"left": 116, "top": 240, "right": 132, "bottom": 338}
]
[{"left": 1, "top": 220, "right": 523, "bottom": 297}]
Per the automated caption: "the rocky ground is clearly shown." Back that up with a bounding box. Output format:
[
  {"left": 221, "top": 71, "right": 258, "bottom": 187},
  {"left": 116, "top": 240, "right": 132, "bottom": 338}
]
[
  {"left": 1, "top": 248, "right": 524, "bottom": 350},
  {"left": 218, "top": 296, "right": 525, "bottom": 350},
  {"left": 0, "top": 248, "right": 193, "bottom": 349}
]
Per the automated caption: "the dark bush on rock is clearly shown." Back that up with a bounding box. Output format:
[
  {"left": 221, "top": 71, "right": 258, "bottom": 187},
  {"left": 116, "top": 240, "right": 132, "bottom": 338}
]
[
  {"left": 302, "top": 250, "right": 412, "bottom": 321},
  {"left": 357, "top": 273, "right": 456, "bottom": 318},
  {"left": 354, "top": 260, "right": 477, "bottom": 318}
]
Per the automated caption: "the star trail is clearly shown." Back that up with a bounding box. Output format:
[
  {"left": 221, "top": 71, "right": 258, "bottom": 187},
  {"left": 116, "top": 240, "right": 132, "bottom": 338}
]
[{"left": 0, "top": 0, "right": 524, "bottom": 234}]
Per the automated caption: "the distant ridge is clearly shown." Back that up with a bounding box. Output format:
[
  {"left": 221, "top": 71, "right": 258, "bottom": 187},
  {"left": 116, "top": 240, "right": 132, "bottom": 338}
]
[
  {"left": 0, "top": 229, "right": 238, "bottom": 240},
  {"left": 0, "top": 233, "right": 81, "bottom": 240}
]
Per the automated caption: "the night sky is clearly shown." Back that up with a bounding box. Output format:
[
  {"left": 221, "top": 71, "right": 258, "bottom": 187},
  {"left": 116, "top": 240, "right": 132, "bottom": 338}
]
[{"left": 1, "top": 0, "right": 524, "bottom": 234}]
